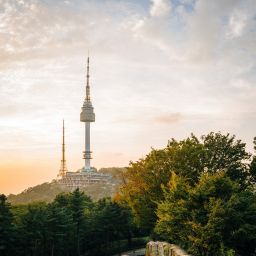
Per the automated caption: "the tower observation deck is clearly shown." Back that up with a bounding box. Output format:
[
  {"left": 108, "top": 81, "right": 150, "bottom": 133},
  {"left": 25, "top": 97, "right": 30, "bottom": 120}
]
[{"left": 80, "top": 57, "right": 95, "bottom": 171}]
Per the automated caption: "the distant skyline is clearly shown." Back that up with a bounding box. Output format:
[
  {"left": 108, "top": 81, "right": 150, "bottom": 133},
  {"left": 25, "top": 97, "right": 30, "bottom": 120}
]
[{"left": 0, "top": 0, "right": 256, "bottom": 194}]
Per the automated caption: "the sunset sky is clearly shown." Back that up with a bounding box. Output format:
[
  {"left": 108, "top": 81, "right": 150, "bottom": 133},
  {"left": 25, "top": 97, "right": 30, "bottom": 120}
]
[{"left": 1, "top": 0, "right": 256, "bottom": 195}]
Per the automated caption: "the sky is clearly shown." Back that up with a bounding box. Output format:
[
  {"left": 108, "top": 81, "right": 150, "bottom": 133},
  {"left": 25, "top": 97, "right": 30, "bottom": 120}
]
[{"left": 0, "top": 0, "right": 256, "bottom": 195}]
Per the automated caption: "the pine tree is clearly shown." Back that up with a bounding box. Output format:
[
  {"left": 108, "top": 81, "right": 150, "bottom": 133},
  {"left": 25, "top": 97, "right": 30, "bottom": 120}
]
[
  {"left": 0, "top": 194, "right": 15, "bottom": 256},
  {"left": 250, "top": 137, "right": 256, "bottom": 183},
  {"left": 69, "top": 188, "right": 91, "bottom": 255},
  {"left": 21, "top": 202, "right": 48, "bottom": 256},
  {"left": 47, "top": 202, "right": 72, "bottom": 256}
]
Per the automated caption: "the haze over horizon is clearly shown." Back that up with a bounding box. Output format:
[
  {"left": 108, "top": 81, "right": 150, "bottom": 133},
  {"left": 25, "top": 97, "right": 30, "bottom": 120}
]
[{"left": 0, "top": 0, "right": 256, "bottom": 195}]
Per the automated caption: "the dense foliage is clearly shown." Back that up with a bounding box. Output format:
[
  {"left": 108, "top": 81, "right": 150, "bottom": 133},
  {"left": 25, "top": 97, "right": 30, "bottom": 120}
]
[
  {"left": 120, "top": 132, "right": 256, "bottom": 256},
  {"left": 0, "top": 189, "right": 144, "bottom": 256},
  {"left": 155, "top": 172, "right": 256, "bottom": 256}
]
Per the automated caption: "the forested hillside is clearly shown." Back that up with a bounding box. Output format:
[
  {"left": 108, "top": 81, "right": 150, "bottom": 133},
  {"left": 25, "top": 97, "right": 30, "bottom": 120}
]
[
  {"left": 1, "top": 189, "right": 147, "bottom": 256},
  {"left": 8, "top": 167, "right": 126, "bottom": 204}
]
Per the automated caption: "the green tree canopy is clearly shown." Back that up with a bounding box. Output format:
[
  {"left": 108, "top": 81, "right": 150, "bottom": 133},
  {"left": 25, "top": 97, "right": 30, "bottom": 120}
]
[
  {"left": 120, "top": 132, "right": 253, "bottom": 232},
  {"left": 155, "top": 171, "right": 256, "bottom": 256}
]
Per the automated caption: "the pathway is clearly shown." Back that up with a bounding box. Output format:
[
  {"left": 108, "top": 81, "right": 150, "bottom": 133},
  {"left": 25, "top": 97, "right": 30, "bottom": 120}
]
[{"left": 113, "top": 248, "right": 145, "bottom": 256}]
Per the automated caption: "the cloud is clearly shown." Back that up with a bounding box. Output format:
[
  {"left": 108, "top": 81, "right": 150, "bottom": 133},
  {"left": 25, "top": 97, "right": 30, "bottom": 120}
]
[
  {"left": 227, "top": 10, "right": 247, "bottom": 38},
  {"left": 112, "top": 112, "right": 182, "bottom": 125},
  {"left": 0, "top": 103, "right": 35, "bottom": 116},
  {"left": 150, "top": 0, "right": 172, "bottom": 17},
  {"left": 0, "top": 0, "right": 109, "bottom": 68},
  {"left": 1, "top": 0, "right": 254, "bottom": 72},
  {"left": 152, "top": 113, "right": 182, "bottom": 124}
]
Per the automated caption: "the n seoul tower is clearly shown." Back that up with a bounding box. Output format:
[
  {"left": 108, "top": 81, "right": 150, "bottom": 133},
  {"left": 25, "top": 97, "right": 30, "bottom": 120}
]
[{"left": 80, "top": 57, "right": 95, "bottom": 171}]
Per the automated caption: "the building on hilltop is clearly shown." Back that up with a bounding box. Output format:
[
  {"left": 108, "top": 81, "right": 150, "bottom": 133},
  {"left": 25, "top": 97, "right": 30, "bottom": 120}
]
[{"left": 58, "top": 57, "right": 111, "bottom": 188}]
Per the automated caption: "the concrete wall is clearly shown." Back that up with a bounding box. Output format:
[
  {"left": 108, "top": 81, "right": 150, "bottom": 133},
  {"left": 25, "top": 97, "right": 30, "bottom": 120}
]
[{"left": 146, "top": 241, "right": 190, "bottom": 256}]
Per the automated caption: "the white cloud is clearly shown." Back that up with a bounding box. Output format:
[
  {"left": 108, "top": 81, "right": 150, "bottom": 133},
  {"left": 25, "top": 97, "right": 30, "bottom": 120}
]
[
  {"left": 227, "top": 11, "right": 247, "bottom": 38},
  {"left": 150, "top": 0, "right": 171, "bottom": 17}
]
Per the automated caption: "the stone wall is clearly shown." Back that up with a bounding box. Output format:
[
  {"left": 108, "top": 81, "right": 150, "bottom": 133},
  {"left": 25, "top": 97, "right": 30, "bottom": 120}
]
[{"left": 146, "top": 241, "right": 190, "bottom": 256}]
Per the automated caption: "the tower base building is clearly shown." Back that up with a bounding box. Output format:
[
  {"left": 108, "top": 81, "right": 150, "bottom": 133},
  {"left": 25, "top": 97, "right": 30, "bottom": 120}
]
[{"left": 58, "top": 170, "right": 111, "bottom": 189}]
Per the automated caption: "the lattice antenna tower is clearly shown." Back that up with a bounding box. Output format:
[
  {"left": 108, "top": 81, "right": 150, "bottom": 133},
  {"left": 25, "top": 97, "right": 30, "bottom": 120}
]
[{"left": 58, "top": 120, "right": 68, "bottom": 178}]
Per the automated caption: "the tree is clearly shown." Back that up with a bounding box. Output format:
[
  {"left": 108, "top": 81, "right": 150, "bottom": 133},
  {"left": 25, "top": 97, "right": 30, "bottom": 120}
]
[
  {"left": 224, "top": 190, "right": 256, "bottom": 255},
  {"left": 0, "top": 194, "right": 15, "bottom": 256},
  {"left": 154, "top": 172, "right": 191, "bottom": 246},
  {"left": 46, "top": 201, "right": 72, "bottom": 256},
  {"left": 0, "top": 189, "right": 138, "bottom": 256},
  {"left": 202, "top": 133, "right": 251, "bottom": 187},
  {"left": 250, "top": 137, "right": 256, "bottom": 184},
  {"left": 20, "top": 202, "right": 48, "bottom": 256},
  {"left": 69, "top": 188, "right": 92, "bottom": 255},
  {"left": 120, "top": 132, "right": 253, "bottom": 232},
  {"left": 87, "top": 198, "right": 134, "bottom": 255},
  {"left": 121, "top": 149, "right": 170, "bottom": 231},
  {"left": 155, "top": 171, "right": 256, "bottom": 256}
]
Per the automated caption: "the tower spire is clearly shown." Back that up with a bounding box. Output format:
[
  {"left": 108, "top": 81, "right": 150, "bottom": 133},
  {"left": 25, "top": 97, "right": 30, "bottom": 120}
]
[
  {"left": 58, "top": 120, "right": 67, "bottom": 178},
  {"left": 86, "top": 56, "right": 90, "bottom": 102}
]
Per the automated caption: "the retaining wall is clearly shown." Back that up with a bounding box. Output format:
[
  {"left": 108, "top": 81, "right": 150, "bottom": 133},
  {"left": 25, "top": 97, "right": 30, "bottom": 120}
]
[{"left": 146, "top": 241, "right": 190, "bottom": 256}]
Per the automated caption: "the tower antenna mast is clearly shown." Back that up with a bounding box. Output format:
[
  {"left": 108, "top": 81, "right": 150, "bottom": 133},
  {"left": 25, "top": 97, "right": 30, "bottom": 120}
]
[{"left": 58, "top": 120, "right": 67, "bottom": 178}]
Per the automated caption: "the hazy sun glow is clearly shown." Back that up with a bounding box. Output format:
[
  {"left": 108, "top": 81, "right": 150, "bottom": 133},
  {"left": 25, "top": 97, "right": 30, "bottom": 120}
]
[{"left": 0, "top": 0, "right": 256, "bottom": 194}]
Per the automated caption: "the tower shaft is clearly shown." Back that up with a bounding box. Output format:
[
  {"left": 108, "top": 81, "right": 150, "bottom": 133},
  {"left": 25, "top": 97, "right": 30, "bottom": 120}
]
[{"left": 84, "top": 122, "right": 91, "bottom": 170}]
